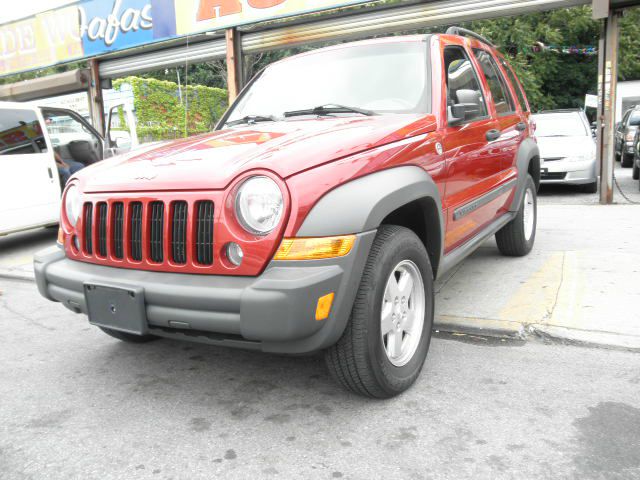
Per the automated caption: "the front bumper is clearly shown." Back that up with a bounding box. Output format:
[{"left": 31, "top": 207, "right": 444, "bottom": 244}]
[
  {"left": 34, "top": 231, "right": 375, "bottom": 354},
  {"left": 540, "top": 158, "right": 597, "bottom": 185}
]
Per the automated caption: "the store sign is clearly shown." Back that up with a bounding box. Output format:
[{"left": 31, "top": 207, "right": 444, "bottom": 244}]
[
  {"left": 0, "top": 6, "right": 82, "bottom": 76},
  {"left": 80, "top": 0, "right": 177, "bottom": 56},
  {"left": 0, "top": 0, "right": 372, "bottom": 77},
  {"left": 175, "top": 0, "right": 372, "bottom": 35}
]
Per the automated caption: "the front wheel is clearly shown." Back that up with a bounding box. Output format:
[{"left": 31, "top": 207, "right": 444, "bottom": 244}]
[
  {"left": 581, "top": 181, "right": 598, "bottom": 194},
  {"left": 632, "top": 162, "right": 639, "bottom": 181},
  {"left": 621, "top": 153, "right": 634, "bottom": 168},
  {"left": 496, "top": 174, "right": 537, "bottom": 257},
  {"left": 325, "top": 225, "right": 434, "bottom": 398}
]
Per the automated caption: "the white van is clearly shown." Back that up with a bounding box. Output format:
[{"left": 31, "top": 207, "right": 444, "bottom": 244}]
[{"left": 0, "top": 101, "right": 133, "bottom": 237}]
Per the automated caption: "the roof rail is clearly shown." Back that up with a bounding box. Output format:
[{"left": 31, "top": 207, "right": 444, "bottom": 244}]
[{"left": 445, "top": 26, "right": 495, "bottom": 48}]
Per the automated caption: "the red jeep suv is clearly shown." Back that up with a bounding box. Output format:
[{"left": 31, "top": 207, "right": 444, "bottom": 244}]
[{"left": 35, "top": 28, "right": 539, "bottom": 398}]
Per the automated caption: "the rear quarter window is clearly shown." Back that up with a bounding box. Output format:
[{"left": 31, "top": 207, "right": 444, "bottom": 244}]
[
  {"left": 0, "top": 108, "right": 47, "bottom": 155},
  {"left": 499, "top": 57, "right": 529, "bottom": 113}
]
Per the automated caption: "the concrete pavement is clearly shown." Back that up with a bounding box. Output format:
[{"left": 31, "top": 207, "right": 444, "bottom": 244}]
[{"left": 1, "top": 278, "right": 639, "bottom": 480}]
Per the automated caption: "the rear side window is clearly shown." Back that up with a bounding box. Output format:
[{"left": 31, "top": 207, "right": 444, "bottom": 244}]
[
  {"left": 0, "top": 108, "right": 47, "bottom": 155},
  {"left": 499, "top": 57, "right": 529, "bottom": 112},
  {"left": 629, "top": 112, "right": 640, "bottom": 127},
  {"left": 473, "top": 49, "right": 516, "bottom": 115},
  {"left": 444, "top": 46, "right": 488, "bottom": 123}
]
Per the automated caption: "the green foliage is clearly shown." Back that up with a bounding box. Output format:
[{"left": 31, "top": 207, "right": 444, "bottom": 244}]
[{"left": 113, "top": 76, "right": 227, "bottom": 141}]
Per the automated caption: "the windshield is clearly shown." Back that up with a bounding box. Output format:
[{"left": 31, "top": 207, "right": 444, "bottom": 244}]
[
  {"left": 225, "top": 41, "right": 429, "bottom": 125},
  {"left": 533, "top": 113, "right": 588, "bottom": 137}
]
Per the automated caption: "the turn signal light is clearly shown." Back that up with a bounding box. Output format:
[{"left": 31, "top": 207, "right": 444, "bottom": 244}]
[
  {"left": 315, "top": 292, "right": 335, "bottom": 321},
  {"left": 274, "top": 235, "right": 355, "bottom": 261},
  {"left": 57, "top": 227, "right": 64, "bottom": 245}
]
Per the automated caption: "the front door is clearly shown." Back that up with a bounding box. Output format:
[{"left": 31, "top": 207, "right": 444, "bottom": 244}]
[
  {"left": 440, "top": 44, "right": 504, "bottom": 252},
  {"left": 0, "top": 106, "right": 60, "bottom": 234}
]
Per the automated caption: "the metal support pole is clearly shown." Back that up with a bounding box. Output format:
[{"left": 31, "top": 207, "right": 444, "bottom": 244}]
[
  {"left": 597, "top": 10, "right": 619, "bottom": 204},
  {"left": 88, "top": 59, "right": 105, "bottom": 137},
  {"left": 225, "top": 28, "right": 243, "bottom": 103}
]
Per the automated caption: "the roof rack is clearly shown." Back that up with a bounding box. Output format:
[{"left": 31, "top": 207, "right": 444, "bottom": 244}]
[{"left": 445, "top": 26, "right": 495, "bottom": 48}]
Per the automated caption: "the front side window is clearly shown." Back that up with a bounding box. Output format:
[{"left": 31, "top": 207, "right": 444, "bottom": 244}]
[
  {"left": 532, "top": 113, "right": 589, "bottom": 137},
  {"left": 226, "top": 41, "right": 430, "bottom": 124},
  {"left": 0, "top": 108, "right": 47, "bottom": 155},
  {"left": 42, "top": 110, "right": 102, "bottom": 165},
  {"left": 444, "top": 46, "right": 488, "bottom": 123},
  {"left": 473, "top": 49, "right": 515, "bottom": 115}
]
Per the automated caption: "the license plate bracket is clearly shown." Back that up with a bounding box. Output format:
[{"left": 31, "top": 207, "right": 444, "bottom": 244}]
[{"left": 84, "top": 283, "right": 147, "bottom": 335}]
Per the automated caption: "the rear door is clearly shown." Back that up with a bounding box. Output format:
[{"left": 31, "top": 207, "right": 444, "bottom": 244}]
[
  {"left": 0, "top": 105, "right": 60, "bottom": 234},
  {"left": 440, "top": 43, "right": 504, "bottom": 252},
  {"left": 472, "top": 48, "right": 523, "bottom": 173}
]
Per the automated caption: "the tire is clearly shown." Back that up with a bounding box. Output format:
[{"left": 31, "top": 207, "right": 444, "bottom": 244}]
[
  {"left": 581, "top": 181, "right": 598, "bottom": 194},
  {"left": 496, "top": 174, "right": 537, "bottom": 257},
  {"left": 615, "top": 151, "right": 621, "bottom": 162},
  {"left": 325, "top": 225, "right": 434, "bottom": 398},
  {"left": 621, "top": 153, "right": 634, "bottom": 168},
  {"left": 632, "top": 162, "right": 639, "bottom": 181},
  {"left": 99, "top": 327, "right": 158, "bottom": 343}
]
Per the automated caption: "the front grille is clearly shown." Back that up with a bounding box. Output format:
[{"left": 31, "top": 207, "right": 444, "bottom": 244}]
[
  {"left": 196, "top": 201, "right": 214, "bottom": 265},
  {"left": 80, "top": 199, "right": 215, "bottom": 268},
  {"left": 149, "top": 201, "right": 164, "bottom": 263},
  {"left": 83, "top": 203, "right": 93, "bottom": 254},
  {"left": 130, "top": 202, "right": 143, "bottom": 261},
  {"left": 112, "top": 202, "right": 124, "bottom": 259},
  {"left": 171, "top": 201, "right": 188, "bottom": 264},
  {"left": 97, "top": 203, "right": 108, "bottom": 257},
  {"left": 541, "top": 171, "right": 567, "bottom": 180}
]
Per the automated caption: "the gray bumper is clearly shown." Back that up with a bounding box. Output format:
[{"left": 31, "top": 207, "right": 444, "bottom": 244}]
[{"left": 34, "top": 231, "right": 375, "bottom": 354}]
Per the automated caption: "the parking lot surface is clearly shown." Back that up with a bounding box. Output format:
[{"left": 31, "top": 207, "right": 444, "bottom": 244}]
[{"left": 1, "top": 278, "right": 639, "bottom": 480}]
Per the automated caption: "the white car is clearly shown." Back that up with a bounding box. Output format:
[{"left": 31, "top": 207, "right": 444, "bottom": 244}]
[
  {"left": 532, "top": 109, "right": 598, "bottom": 193},
  {"left": 0, "top": 101, "right": 134, "bottom": 237}
]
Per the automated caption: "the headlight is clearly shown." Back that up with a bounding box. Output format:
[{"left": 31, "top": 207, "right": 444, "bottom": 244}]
[
  {"left": 625, "top": 132, "right": 636, "bottom": 142},
  {"left": 64, "top": 184, "right": 82, "bottom": 227},
  {"left": 235, "top": 176, "right": 283, "bottom": 235}
]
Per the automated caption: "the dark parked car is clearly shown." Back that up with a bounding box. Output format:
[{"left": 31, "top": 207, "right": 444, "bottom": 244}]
[
  {"left": 615, "top": 106, "right": 640, "bottom": 168},
  {"left": 633, "top": 129, "right": 640, "bottom": 185}
]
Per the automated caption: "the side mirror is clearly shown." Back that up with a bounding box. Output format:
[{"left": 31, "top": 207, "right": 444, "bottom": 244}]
[{"left": 449, "top": 103, "right": 480, "bottom": 124}]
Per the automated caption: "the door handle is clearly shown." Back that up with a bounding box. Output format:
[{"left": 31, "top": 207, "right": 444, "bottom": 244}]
[
  {"left": 516, "top": 122, "right": 527, "bottom": 132},
  {"left": 47, "top": 167, "right": 54, "bottom": 180},
  {"left": 486, "top": 129, "right": 501, "bottom": 141}
]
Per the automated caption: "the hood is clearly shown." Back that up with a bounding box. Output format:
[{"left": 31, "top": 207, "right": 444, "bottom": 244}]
[
  {"left": 536, "top": 135, "right": 595, "bottom": 160},
  {"left": 79, "top": 114, "right": 437, "bottom": 193}
]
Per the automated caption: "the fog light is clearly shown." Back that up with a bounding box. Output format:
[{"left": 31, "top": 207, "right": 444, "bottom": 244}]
[{"left": 226, "top": 242, "right": 244, "bottom": 266}]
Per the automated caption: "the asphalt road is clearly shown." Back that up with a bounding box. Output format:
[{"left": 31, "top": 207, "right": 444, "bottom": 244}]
[{"left": 1, "top": 278, "right": 639, "bottom": 480}]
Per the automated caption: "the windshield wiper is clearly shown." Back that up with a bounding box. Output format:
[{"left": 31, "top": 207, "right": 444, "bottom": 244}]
[
  {"left": 226, "top": 115, "right": 277, "bottom": 127},
  {"left": 284, "top": 104, "right": 376, "bottom": 118}
]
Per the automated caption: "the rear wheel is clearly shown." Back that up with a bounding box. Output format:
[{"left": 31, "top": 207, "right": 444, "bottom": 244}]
[
  {"left": 496, "top": 174, "right": 537, "bottom": 257},
  {"left": 632, "top": 162, "right": 639, "bottom": 180},
  {"left": 99, "top": 327, "right": 158, "bottom": 343},
  {"left": 621, "top": 153, "right": 634, "bottom": 168},
  {"left": 325, "top": 225, "right": 434, "bottom": 398}
]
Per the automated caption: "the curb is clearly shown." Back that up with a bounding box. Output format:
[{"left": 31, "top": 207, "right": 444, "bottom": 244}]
[
  {"left": 0, "top": 268, "right": 35, "bottom": 282},
  {"left": 530, "top": 324, "right": 640, "bottom": 352},
  {"left": 435, "top": 315, "right": 526, "bottom": 339}
]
